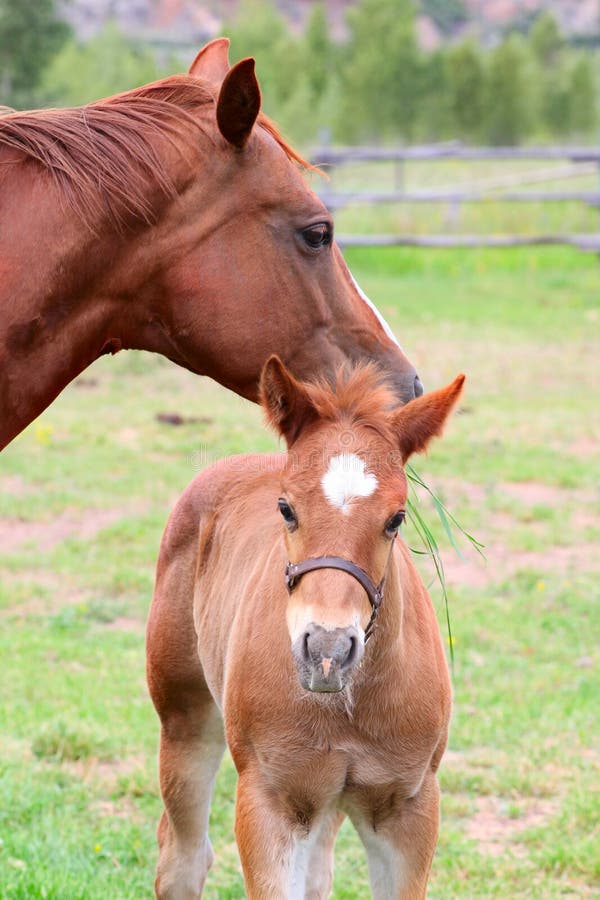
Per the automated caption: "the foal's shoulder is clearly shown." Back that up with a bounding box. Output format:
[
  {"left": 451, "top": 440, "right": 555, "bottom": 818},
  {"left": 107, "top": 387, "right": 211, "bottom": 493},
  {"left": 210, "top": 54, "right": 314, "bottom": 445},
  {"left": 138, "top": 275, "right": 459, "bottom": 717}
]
[
  {"left": 161, "top": 452, "right": 286, "bottom": 552},
  {"left": 180, "top": 452, "right": 286, "bottom": 509}
]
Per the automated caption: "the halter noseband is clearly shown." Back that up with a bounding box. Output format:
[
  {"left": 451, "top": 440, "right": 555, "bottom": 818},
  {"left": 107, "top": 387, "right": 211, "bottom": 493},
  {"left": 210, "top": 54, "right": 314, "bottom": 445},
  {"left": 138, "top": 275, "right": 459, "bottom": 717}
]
[{"left": 284, "top": 539, "right": 395, "bottom": 643}]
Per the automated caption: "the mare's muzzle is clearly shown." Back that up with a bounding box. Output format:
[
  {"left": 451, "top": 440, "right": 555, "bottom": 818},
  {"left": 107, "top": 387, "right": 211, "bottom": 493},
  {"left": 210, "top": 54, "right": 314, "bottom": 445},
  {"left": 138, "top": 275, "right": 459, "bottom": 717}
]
[{"left": 292, "top": 623, "right": 363, "bottom": 693}]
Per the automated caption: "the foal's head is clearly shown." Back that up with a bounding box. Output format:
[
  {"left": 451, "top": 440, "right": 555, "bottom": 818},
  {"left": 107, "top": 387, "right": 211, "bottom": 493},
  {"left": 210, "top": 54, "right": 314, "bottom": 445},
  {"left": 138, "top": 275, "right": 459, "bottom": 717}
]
[{"left": 261, "top": 357, "right": 464, "bottom": 693}]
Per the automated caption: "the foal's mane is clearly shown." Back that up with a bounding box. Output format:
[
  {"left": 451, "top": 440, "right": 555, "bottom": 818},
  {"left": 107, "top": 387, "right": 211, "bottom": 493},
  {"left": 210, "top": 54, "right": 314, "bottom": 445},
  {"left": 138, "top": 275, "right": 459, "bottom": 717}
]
[
  {"left": 305, "top": 365, "right": 399, "bottom": 443},
  {"left": 0, "top": 75, "right": 310, "bottom": 231}
]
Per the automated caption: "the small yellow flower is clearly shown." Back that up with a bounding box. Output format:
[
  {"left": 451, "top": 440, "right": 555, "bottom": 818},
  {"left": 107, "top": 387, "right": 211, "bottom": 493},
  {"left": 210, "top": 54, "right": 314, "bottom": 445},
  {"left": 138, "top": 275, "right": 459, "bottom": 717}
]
[
  {"left": 34, "top": 424, "right": 54, "bottom": 445},
  {"left": 94, "top": 844, "right": 102, "bottom": 853},
  {"left": 535, "top": 580, "right": 546, "bottom": 592}
]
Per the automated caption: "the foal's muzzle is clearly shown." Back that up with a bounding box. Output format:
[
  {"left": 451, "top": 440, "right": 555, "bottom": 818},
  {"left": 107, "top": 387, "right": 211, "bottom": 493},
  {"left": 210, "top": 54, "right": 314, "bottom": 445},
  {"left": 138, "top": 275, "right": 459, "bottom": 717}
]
[{"left": 292, "top": 623, "right": 364, "bottom": 693}]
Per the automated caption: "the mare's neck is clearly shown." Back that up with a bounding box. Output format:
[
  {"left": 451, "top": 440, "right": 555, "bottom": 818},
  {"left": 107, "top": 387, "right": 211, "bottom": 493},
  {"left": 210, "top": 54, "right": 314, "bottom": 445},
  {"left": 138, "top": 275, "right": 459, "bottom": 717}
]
[{"left": 0, "top": 161, "right": 170, "bottom": 448}]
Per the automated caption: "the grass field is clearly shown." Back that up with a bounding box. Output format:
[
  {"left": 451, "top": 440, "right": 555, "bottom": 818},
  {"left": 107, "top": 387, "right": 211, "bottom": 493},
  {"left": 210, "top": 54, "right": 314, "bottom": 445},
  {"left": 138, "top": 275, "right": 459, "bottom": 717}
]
[{"left": 0, "top": 246, "right": 598, "bottom": 898}]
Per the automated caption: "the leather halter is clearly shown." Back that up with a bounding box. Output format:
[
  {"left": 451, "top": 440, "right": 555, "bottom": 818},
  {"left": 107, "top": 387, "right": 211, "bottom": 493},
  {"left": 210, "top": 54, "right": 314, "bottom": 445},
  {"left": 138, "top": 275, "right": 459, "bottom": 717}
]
[{"left": 284, "top": 538, "right": 396, "bottom": 643}]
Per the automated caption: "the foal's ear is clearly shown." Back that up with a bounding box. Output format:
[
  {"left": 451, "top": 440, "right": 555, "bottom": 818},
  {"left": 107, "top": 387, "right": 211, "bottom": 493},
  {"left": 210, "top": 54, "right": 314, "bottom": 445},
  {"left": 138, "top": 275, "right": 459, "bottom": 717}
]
[
  {"left": 260, "top": 356, "right": 317, "bottom": 447},
  {"left": 188, "top": 38, "right": 231, "bottom": 85},
  {"left": 394, "top": 375, "right": 465, "bottom": 463},
  {"left": 216, "top": 57, "right": 261, "bottom": 149}
]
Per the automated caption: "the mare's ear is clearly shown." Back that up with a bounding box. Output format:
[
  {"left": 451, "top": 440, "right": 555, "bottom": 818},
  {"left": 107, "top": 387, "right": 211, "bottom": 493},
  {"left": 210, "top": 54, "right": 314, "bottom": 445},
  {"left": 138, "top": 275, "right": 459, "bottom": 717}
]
[
  {"left": 394, "top": 375, "right": 465, "bottom": 463},
  {"left": 188, "top": 37, "right": 230, "bottom": 85},
  {"left": 216, "top": 58, "right": 261, "bottom": 149},
  {"left": 260, "top": 356, "right": 317, "bottom": 447}
]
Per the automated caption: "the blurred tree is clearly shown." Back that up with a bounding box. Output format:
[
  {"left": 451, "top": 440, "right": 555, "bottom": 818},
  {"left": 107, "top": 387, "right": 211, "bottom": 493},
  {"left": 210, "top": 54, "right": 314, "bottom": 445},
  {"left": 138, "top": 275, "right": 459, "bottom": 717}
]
[
  {"left": 446, "top": 39, "right": 485, "bottom": 141},
  {"left": 302, "top": 3, "right": 333, "bottom": 103},
  {"left": 539, "top": 62, "right": 571, "bottom": 137},
  {"left": 0, "top": 0, "right": 71, "bottom": 108},
  {"left": 530, "top": 11, "right": 562, "bottom": 66},
  {"left": 339, "top": 0, "right": 421, "bottom": 141},
  {"left": 484, "top": 34, "right": 533, "bottom": 144},
  {"left": 416, "top": 48, "right": 451, "bottom": 140},
  {"left": 41, "top": 23, "right": 165, "bottom": 107},
  {"left": 568, "top": 54, "right": 597, "bottom": 135},
  {"left": 275, "top": 4, "right": 344, "bottom": 146},
  {"left": 421, "top": 0, "right": 468, "bottom": 36},
  {"left": 277, "top": 73, "right": 316, "bottom": 143}
]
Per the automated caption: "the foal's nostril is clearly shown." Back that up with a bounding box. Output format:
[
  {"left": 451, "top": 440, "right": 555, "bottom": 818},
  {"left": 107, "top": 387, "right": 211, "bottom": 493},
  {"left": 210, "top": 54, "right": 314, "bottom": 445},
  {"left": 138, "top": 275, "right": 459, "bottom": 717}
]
[
  {"left": 414, "top": 374, "right": 424, "bottom": 398},
  {"left": 302, "top": 630, "right": 311, "bottom": 663},
  {"left": 294, "top": 625, "right": 364, "bottom": 692},
  {"left": 341, "top": 635, "right": 358, "bottom": 670}
]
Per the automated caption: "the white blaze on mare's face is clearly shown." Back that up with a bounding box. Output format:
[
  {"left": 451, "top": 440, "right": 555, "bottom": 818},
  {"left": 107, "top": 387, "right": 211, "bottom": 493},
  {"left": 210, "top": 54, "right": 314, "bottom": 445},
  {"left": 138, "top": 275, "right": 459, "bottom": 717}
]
[
  {"left": 350, "top": 272, "right": 404, "bottom": 352},
  {"left": 321, "top": 453, "right": 377, "bottom": 515}
]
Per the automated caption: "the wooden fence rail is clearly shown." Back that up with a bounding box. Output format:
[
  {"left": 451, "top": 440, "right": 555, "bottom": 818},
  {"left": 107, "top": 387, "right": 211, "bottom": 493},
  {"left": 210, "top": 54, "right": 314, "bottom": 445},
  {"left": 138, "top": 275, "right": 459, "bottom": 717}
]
[
  {"left": 337, "top": 234, "right": 600, "bottom": 250},
  {"left": 312, "top": 143, "right": 600, "bottom": 164},
  {"left": 309, "top": 143, "right": 600, "bottom": 252},
  {"left": 319, "top": 189, "right": 600, "bottom": 209}
]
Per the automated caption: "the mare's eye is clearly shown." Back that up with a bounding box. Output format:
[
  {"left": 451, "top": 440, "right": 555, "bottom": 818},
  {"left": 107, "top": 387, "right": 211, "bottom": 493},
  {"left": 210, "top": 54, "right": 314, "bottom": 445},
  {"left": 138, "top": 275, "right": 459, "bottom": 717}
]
[
  {"left": 278, "top": 498, "right": 298, "bottom": 530},
  {"left": 302, "top": 222, "right": 332, "bottom": 249},
  {"left": 385, "top": 510, "right": 405, "bottom": 537}
]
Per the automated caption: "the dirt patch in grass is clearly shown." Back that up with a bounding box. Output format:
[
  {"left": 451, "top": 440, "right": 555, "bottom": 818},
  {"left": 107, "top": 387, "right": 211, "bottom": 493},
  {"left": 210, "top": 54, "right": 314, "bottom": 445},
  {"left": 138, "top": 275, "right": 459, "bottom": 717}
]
[
  {"left": 567, "top": 437, "right": 599, "bottom": 460},
  {"left": 466, "top": 795, "right": 559, "bottom": 858},
  {"left": 90, "top": 796, "right": 141, "bottom": 821},
  {"left": 68, "top": 754, "right": 148, "bottom": 789},
  {"left": 434, "top": 476, "right": 595, "bottom": 512},
  {"left": 0, "top": 474, "right": 33, "bottom": 496},
  {"left": 419, "top": 478, "right": 599, "bottom": 589},
  {"left": 500, "top": 481, "right": 588, "bottom": 507},
  {"left": 0, "top": 505, "right": 147, "bottom": 554},
  {"left": 104, "top": 616, "right": 145, "bottom": 635},
  {"left": 441, "top": 541, "right": 600, "bottom": 589}
]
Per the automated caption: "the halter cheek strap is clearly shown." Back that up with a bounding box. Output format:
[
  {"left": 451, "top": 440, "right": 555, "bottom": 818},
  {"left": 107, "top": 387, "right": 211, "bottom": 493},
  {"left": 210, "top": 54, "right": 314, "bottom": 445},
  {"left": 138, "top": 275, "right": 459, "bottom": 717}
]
[{"left": 284, "top": 538, "right": 395, "bottom": 643}]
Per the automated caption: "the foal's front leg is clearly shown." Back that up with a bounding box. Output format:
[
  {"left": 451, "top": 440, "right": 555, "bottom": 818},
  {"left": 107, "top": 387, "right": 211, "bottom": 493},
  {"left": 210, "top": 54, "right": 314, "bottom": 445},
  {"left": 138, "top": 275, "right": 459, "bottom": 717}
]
[
  {"left": 354, "top": 773, "right": 440, "bottom": 900},
  {"left": 155, "top": 700, "right": 225, "bottom": 899},
  {"left": 234, "top": 770, "right": 298, "bottom": 899}
]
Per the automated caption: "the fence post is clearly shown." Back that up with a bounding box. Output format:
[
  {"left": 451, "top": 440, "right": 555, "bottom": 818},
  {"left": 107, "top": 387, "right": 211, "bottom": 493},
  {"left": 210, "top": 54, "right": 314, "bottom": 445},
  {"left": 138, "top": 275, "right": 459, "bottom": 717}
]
[{"left": 394, "top": 159, "right": 404, "bottom": 192}]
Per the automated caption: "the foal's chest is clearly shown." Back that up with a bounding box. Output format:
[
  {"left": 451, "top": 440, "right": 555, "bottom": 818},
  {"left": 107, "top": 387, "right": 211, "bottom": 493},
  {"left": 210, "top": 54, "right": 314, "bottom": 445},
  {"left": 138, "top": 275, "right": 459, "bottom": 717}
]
[{"left": 256, "top": 730, "right": 434, "bottom": 818}]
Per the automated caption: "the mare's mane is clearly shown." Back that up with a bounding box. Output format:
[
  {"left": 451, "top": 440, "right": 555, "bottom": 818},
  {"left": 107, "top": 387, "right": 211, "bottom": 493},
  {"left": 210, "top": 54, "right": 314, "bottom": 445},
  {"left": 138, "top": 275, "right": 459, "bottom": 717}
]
[{"left": 0, "top": 74, "right": 309, "bottom": 231}]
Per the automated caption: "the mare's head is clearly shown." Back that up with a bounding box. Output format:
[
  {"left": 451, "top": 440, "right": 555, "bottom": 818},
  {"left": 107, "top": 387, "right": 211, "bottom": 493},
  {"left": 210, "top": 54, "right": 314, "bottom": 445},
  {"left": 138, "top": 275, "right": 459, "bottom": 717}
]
[
  {"left": 0, "top": 39, "right": 421, "bottom": 406},
  {"left": 261, "top": 357, "right": 464, "bottom": 693},
  {"left": 153, "top": 39, "right": 422, "bottom": 403}
]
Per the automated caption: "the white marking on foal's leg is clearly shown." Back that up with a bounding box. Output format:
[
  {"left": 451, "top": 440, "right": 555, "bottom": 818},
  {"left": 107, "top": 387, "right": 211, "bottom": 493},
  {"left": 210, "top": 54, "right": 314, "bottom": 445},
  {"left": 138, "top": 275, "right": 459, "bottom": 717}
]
[
  {"left": 356, "top": 823, "right": 408, "bottom": 900},
  {"left": 350, "top": 272, "right": 404, "bottom": 351},
  {"left": 288, "top": 825, "right": 320, "bottom": 899},
  {"left": 288, "top": 812, "right": 342, "bottom": 899},
  {"left": 321, "top": 453, "right": 377, "bottom": 514}
]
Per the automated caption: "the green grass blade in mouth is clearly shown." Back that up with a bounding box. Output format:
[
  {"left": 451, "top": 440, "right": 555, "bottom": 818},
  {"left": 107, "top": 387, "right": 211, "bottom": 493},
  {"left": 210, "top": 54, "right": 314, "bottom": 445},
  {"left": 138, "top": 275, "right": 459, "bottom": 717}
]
[
  {"left": 407, "top": 464, "right": 485, "bottom": 558},
  {"left": 405, "top": 466, "right": 486, "bottom": 668},
  {"left": 406, "top": 495, "right": 454, "bottom": 666}
]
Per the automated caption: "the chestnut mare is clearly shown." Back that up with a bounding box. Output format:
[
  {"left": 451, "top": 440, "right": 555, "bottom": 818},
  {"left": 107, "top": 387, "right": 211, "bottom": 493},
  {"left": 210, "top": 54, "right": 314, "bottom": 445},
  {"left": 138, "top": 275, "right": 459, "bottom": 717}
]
[
  {"left": 147, "top": 356, "right": 464, "bottom": 898},
  {"left": 0, "top": 38, "right": 421, "bottom": 450}
]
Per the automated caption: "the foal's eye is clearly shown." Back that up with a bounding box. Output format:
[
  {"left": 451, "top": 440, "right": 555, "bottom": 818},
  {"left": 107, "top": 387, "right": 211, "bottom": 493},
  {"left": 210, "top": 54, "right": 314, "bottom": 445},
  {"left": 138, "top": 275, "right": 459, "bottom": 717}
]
[
  {"left": 278, "top": 498, "right": 298, "bottom": 530},
  {"left": 301, "top": 222, "right": 332, "bottom": 249},
  {"left": 385, "top": 510, "right": 405, "bottom": 537}
]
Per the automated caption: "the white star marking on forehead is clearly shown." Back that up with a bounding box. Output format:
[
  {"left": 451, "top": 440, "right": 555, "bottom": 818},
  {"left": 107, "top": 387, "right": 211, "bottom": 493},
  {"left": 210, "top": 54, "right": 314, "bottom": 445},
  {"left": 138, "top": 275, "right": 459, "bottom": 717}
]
[{"left": 321, "top": 453, "right": 378, "bottom": 514}]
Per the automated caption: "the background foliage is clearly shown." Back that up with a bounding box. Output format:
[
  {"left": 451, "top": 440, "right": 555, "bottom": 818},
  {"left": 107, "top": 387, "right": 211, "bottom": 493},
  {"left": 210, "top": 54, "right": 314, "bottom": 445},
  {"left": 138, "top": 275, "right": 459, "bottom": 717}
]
[{"left": 0, "top": 0, "right": 598, "bottom": 146}]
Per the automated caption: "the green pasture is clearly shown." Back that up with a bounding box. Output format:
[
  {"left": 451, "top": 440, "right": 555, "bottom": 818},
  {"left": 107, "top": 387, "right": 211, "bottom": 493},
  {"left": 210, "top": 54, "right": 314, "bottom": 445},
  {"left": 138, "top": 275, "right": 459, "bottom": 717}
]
[{"left": 1, "top": 246, "right": 598, "bottom": 897}]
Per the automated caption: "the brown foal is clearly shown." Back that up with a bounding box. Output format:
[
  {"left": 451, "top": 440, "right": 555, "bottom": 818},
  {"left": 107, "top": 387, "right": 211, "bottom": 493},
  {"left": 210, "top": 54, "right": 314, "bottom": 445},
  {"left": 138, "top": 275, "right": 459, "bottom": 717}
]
[{"left": 146, "top": 358, "right": 464, "bottom": 898}]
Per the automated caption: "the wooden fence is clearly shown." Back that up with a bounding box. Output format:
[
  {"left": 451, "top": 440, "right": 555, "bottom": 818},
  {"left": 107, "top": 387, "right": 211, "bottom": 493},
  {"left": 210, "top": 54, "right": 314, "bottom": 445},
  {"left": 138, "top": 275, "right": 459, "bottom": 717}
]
[{"left": 309, "top": 143, "right": 600, "bottom": 252}]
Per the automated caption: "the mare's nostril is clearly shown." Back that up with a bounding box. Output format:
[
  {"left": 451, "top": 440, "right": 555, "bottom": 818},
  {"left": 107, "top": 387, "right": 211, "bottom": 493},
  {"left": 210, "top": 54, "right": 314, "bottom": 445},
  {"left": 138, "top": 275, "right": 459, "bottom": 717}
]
[{"left": 414, "top": 374, "right": 424, "bottom": 398}]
